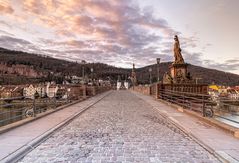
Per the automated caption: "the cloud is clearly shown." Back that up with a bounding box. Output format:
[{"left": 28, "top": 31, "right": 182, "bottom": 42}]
[
  {"left": 183, "top": 51, "right": 203, "bottom": 66},
  {"left": 180, "top": 36, "right": 198, "bottom": 48},
  {"left": 225, "top": 59, "right": 239, "bottom": 64},
  {"left": 0, "top": 35, "right": 38, "bottom": 52},
  {"left": 202, "top": 59, "right": 239, "bottom": 72},
  {"left": 20, "top": 0, "right": 175, "bottom": 45},
  {"left": 2, "top": 0, "right": 236, "bottom": 74},
  {"left": 15, "top": 0, "right": 179, "bottom": 67},
  {"left": 0, "top": 20, "right": 12, "bottom": 28},
  {"left": 0, "top": 29, "right": 14, "bottom": 36},
  {"left": 0, "top": 1, "right": 14, "bottom": 14}
]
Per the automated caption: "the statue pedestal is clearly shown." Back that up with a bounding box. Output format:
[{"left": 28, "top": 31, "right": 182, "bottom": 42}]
[{"left": 170, "top": 63, "right": 188, "bottom": 83}]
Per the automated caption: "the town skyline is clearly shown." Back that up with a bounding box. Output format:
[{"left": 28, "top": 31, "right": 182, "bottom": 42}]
[{"left": 0, "top": 0, "right": 239, "bottom": 74}]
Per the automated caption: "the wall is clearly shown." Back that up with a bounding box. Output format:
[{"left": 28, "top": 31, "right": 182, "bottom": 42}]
[
  {"left": 132, "top": 85, "right": 151, "bottom": 95},
  {"left": 0, "top": 63, "right": 44, "bottom": 78}
]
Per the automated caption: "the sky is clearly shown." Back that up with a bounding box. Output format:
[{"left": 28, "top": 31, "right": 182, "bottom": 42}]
[{"left": 0, "top": 0, "right": 239, "bottom": 74}]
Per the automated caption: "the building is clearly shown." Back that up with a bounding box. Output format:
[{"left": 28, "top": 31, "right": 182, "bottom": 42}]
[
  {"left": 227, "top": 89, "right": 239, "bottom": 100},
  {"left": 0, "top": 63, "right": 44, "bottom": 77},
  {"left": 98, "top": 79, "right": 111, "bottom": 87},
  {"left": 124, "top": 81, "right": 129, "bottom": 89},
  {"left": 117, "top": 82, "right": 121, "bottom": 90},
  {"left": 233, "top": 86, "right": 239, "bottom": 91},
  {"left": 0, "top": 86, "right": 23, "bottom": 98},
  {"left": 71, "top": 76, "right": 83, "bottom": 84},
  {"left": 23, "top": 84, "right": 36, "bottom": 99},
  {"left": 35, "top": 84, "right": 47, "bottom": 98},
  {"left": 23, "top": 84, "right": 47, "bottom": 99},
  {"left": 46, "top": 83, "right": 59, "bottom": 98}
]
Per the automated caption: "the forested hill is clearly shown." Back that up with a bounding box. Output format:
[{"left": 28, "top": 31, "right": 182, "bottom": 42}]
[
  {"left": 0, "top": 47, "right": 129, "bottom": 84},
  {"left": 0, "top": 47, "right": 239, "bottom": 86},
  {"left": 136, "top": 62, "right": 239, "bottom": 86}
]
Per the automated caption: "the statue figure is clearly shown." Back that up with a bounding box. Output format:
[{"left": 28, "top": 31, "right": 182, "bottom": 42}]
[{"left": 173, "top": 35, "right": 184, "bottom": 64}]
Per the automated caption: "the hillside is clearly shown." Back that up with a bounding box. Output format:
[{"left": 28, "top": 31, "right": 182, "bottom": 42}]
[
  {"left": 136, "top": 62, "right": 239, "bottom": 85},
  {"left": 0, "top": 47, "right": 129, "bottom": 84},
  {"left": 0, "top": 47, "right": 239, "bottom": 86}
]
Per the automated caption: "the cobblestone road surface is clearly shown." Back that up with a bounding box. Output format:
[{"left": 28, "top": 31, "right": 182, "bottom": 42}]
[{"left": 19, "top": 91, "right": 220, "bottom": 163}]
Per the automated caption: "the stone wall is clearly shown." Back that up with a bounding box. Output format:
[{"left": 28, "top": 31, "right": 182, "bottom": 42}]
[
  {"left": 68, "top": 85, "right": 84, "bottom": 100},
  {"left": 132, "top": 85, "right": 151, "bottom": 95},
  {"left": 69, "top": 85, "right": 111, "bottom": 100},
  {"left": 86, "top": 86, "right": 111, "bottom": 96}
]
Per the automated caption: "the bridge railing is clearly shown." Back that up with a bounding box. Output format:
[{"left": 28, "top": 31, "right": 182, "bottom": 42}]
[
  {"left": 158, "top": 89, "right": 215, "bottom": 117},
  {"left": 0, "top": 85, "right": 111, "bottom": 128},
  {"left": 133, "top": 84, "right": 239, "bottom": 126},
  {"left": 0, "top": 95, "right": 69, "bottom": 127}
]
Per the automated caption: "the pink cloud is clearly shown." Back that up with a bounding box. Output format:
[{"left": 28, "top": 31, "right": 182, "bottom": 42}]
[
  {"left": 0, "top": 1, "right": 14, "bottom": 14},
  {"left": 0, "top": 0, "right": 185, "bottom": 68}
]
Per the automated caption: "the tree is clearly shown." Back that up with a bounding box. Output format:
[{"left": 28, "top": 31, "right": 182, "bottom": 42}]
[{"left": 34, "top": 91, "right": 40, "bottom": 99}]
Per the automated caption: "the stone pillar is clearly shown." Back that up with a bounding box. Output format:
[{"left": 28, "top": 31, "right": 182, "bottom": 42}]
[
  {"left": 82, "top": 85, "right": 87, "bottom": 99},
  {"left": 92, "top": 86, "right": 96, "bottom": 96},
  {"left": 147, "top": 86, "right": 150, "bottom": 95},
  {"left": 155, "top": 83, "right": 159, "bottom": 99}
]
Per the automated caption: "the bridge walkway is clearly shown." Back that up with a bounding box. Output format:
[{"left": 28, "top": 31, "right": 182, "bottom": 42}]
[
  {"left": 131, "top": 91, "right": 239, "bottom": 162},
  {"left": 1, "top": 90, "right": 239, "bottom": 162},
  {"left": 18, "top": 91, "right": 220, "bottom": 163},
  {"left": 0, "top": 91, "right": 112, "bottom": 163}
]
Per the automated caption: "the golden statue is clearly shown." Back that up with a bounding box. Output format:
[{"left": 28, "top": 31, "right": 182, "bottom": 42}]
[{"left": 173, "top": 35, "right": 184, "bottom": 64}]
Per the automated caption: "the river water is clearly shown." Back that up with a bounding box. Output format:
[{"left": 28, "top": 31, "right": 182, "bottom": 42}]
[{"left": 215, "top": 114, "right": 239, "bottom": 128}]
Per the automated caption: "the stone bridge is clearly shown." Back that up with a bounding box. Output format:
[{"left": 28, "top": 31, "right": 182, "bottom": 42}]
[{"left": 0, "top": 90, "right": 239, "bottom": 163}]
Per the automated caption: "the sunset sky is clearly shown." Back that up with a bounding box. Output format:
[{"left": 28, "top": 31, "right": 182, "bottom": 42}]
[{"left": 0, "top": 0, "right": 239, "bottom": 74}]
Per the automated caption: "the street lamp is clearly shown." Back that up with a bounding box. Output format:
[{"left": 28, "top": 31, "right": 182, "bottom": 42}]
[
  {"left": 149, "top": 67, "right": 152, "bottom": 84},
  {"left": 81, "top": 60, "right": 86, "bottom": 84},
  {"left": 90, "top": 68, "right": 94, "bottom": 84},
  {"left": 156, "top": 58, "right": 161, "bottom": 82}
]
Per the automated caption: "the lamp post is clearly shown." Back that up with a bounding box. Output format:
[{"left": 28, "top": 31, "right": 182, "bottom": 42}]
[
  {"left": 156, "top": 58, "right": 161, "bottom": 82},
  {"left": 91, "top": 68, "right": 94, "bottom": 85},
  {"left": 149, "top": 67, "right": 152, "bottom": 84},
  {"left": 81, "top": 60, "right": 86, "bottom": 84}
]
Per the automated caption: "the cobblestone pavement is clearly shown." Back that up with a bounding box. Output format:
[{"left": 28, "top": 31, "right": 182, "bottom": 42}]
[{"left": 19, "top": 91, "right": 220, "bottom": 163}]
